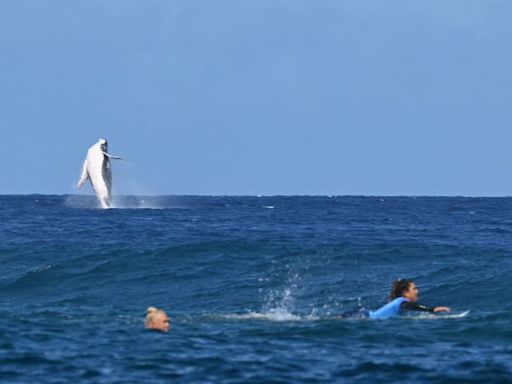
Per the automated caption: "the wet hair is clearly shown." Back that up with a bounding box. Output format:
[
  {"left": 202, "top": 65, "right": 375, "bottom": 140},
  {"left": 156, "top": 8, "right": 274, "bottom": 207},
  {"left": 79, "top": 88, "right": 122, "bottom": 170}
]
[
  {"left": 389, "top": 279, "right": 413, "bottom": 301},
  {"left": 145, "top": 306, "right": 166, "bottom": 328}
]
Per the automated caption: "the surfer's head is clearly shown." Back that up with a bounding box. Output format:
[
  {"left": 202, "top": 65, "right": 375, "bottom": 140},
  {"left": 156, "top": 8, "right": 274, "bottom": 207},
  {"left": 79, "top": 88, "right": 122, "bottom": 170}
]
[
  {"left": 145, "top": 307, "right": 170, "bottom": 333},
  {"left": 389, "top": 279, "right": 418, "bottom": 302}
]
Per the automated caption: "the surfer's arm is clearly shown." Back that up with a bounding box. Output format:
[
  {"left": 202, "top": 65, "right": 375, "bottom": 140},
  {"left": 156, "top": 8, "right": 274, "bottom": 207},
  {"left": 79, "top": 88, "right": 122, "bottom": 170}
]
[
  {"left": 400, "top": 301, "right": 435, "bottom": 312},
  {"left": 400, "top": 302, "right": 450, "bottom": 313}
]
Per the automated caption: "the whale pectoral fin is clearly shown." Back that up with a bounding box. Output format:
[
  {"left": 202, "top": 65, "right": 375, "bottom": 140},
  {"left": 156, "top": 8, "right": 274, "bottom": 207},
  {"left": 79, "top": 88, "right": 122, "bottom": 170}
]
[
  {"left": 77, "top": 161, "right": 89, "bottom": 189},
  {"left": 102, "top": 151, "right": 125, "bottom": 161}
]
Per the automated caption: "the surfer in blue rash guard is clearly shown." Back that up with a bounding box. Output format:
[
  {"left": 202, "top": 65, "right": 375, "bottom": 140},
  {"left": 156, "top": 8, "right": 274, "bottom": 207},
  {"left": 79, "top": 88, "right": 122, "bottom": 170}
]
[
  {"left": 338, "top": 279, "right": 450, "bottom": 319},
  {"left": 368, "top": 279, "right": 450, "bottom": 319}
]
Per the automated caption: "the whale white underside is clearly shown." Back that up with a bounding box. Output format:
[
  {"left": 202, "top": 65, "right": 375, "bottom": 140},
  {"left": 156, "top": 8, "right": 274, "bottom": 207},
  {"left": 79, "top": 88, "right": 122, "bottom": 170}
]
[{"left": 78, "top": 141, "right": 120, "bottom": 209}]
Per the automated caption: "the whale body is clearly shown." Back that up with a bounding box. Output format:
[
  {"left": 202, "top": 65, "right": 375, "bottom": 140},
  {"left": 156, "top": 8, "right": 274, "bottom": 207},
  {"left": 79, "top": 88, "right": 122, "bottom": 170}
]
[{"left": 77, "top": 138, "right": 124, "bottom": 209}]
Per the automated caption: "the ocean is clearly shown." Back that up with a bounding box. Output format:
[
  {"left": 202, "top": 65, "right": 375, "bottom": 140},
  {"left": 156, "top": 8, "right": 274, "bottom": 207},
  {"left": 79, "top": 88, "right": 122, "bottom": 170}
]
[{"left": 0, "top": 195, "right": 511, "bottom": 383}]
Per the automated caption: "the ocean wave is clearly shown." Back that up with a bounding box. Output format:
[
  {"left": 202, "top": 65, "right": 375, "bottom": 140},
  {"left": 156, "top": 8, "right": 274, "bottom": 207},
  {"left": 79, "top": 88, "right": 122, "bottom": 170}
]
[{"left": 2, "top": 195, "right": 512, "bottom": 383}]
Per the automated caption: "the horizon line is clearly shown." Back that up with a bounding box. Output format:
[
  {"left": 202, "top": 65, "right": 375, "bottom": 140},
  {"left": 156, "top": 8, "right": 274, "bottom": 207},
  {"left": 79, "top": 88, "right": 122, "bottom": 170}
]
[{"left": 1, "top": 193, "right": 511, "bottom": 199}]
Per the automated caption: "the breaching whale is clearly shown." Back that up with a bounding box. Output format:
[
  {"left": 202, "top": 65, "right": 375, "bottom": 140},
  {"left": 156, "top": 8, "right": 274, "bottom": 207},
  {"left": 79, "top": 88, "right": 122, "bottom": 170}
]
[{"left": 77, "top": 138, "right": 124, "bottom": 209}]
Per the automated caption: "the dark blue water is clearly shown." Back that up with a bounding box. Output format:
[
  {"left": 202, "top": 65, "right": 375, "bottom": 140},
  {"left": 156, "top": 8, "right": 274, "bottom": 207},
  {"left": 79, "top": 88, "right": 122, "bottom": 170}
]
[{"left": 1, "top": 195, "right": 511, "bottom": 383}]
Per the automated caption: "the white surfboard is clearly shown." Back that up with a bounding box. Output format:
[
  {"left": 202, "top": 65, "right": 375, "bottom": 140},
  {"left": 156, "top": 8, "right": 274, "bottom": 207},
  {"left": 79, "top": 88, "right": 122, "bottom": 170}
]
[
  {"left": 402, "top": 310, "right": 470, "bottom": 320},
  {"left": 438, "top": 310, "right": 470, "bottom": 319}
]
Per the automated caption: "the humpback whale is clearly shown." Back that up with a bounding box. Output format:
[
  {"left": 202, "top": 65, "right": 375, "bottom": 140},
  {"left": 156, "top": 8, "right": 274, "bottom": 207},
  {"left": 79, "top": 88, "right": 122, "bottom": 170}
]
[{"left": 77, "top": 138, "right": 124, "bottom": 209}]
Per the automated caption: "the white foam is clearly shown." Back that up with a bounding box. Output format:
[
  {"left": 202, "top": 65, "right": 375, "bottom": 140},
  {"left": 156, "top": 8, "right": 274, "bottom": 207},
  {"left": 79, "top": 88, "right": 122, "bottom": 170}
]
[
  {"left": 220, "top": 309, "right": 319, "bottom": 322},
  {"left": 110, "top": 197, "right": 166, "bottom": 209},
  {"left": 223, "top": 310, "right": 300, "bottom": 322},
  {"left": 64, "top": 195, "right": 182, "bottom": 210}
]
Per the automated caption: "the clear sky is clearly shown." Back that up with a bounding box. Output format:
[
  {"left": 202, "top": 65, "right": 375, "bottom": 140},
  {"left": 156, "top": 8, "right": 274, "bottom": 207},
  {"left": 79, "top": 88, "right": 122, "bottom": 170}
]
[{"left": 1, "top": 0, "right": 511, "bottom": 196}]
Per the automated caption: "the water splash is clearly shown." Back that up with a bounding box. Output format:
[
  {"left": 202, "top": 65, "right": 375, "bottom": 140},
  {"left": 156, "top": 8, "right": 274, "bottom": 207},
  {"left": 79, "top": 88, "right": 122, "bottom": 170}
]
[
  {"left": 64, "top": 195, "right": 180, "bottom": 210},
  {"left": 221, "top": 310, "right": 303, "bottom": 322},
  {"left": 110, "top": 196, "right": 167, "bottom": 209},
  {"left": 258, "top": 271, "right": 302, "bottom": 320}
]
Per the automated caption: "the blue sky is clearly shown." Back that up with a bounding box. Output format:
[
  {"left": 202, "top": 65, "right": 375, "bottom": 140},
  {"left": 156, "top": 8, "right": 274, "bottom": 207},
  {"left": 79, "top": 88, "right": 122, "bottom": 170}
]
[{"left": 1, "top": 0, "right": 511, "bottom": 196}]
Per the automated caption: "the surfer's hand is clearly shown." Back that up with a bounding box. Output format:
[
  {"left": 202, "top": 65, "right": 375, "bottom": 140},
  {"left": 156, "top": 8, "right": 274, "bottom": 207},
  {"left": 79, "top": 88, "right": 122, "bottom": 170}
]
[{"left": 433, "top": 306, "right": 450, "bottom": 313}]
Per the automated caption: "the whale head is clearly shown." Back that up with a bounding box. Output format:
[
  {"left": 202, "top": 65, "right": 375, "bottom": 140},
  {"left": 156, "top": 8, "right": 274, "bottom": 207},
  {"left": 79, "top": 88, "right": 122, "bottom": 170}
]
[{"left": 99, "top": 138, "right": 108, "bottom": 152}]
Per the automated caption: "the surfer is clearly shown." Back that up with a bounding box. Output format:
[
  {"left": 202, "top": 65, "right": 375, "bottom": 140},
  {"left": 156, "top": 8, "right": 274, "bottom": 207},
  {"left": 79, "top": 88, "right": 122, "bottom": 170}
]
[
  {"left": 368, "top": 278, "right": 450, "bottom": 319},
  {"left": 145, "top": 307, "right": 170, "bottom": 332},
  {"left": 338, "top": 279, "right": 450, "bottom": 319}
]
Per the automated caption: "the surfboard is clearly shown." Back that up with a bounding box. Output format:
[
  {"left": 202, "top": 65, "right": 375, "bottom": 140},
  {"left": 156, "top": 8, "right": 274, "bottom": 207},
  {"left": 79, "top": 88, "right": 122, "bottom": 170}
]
[
  {"left": 401, "top": 310, "right": 470, "bottom": 320},
  {"left": 437, "top": 310, "right": 470, "bottom": 319}
]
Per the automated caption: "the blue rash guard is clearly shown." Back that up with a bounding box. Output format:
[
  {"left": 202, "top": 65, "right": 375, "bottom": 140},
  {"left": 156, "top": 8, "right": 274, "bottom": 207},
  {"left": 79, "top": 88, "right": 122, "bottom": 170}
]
[
  {"left": 369, "top": 297, "right": 407, "bottom": 319},
  {"left": 368, "top": 297, "right": 435, "bottom": 319},
  {"left": 337, "top": 298, "right": 436, "bottom": 319}
]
